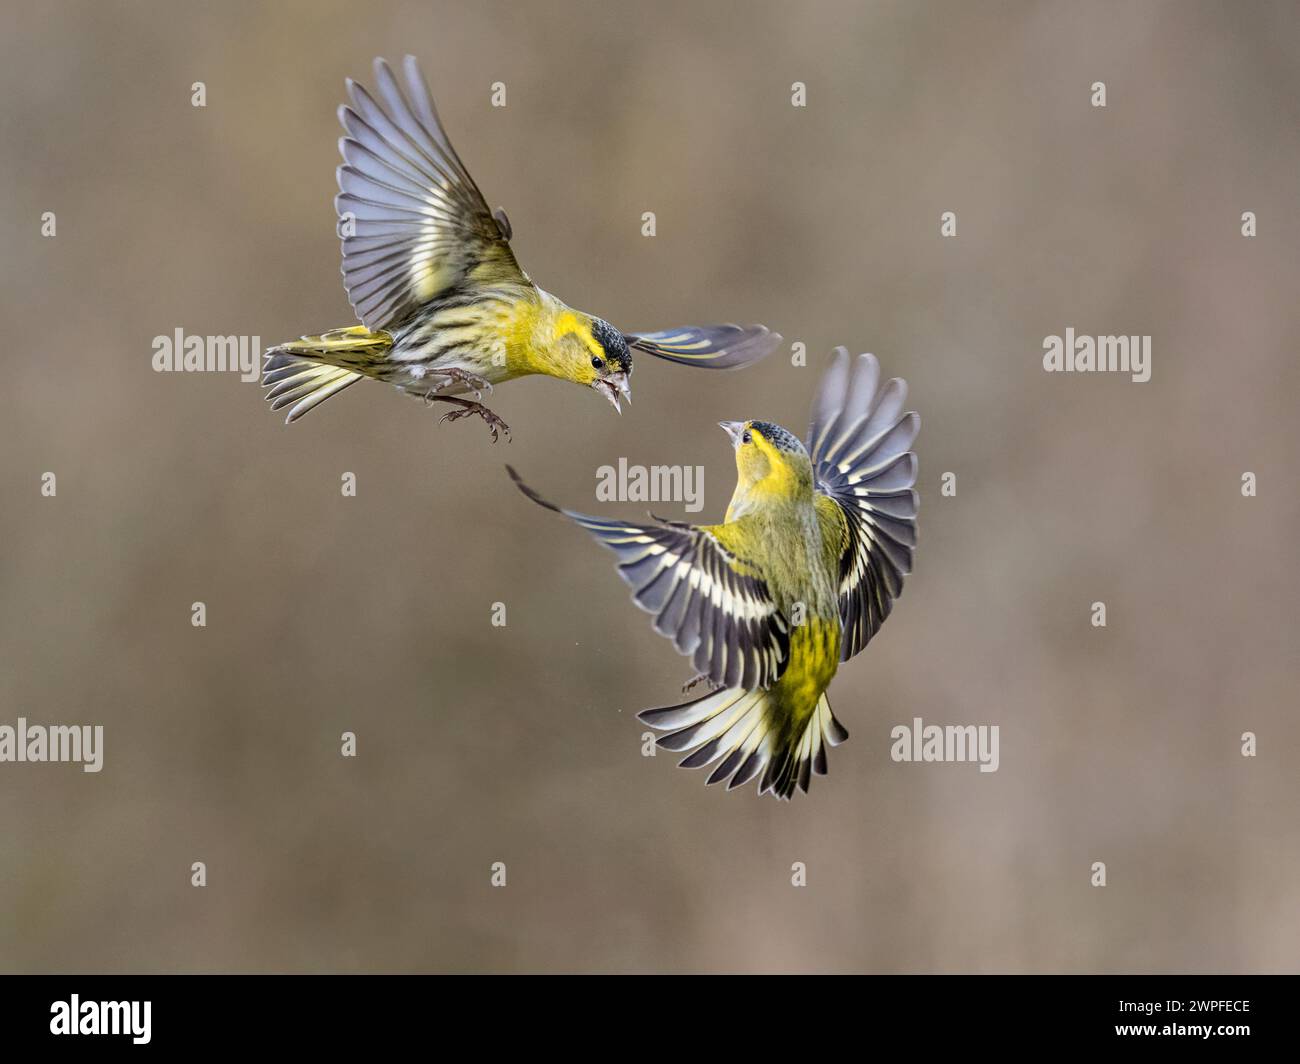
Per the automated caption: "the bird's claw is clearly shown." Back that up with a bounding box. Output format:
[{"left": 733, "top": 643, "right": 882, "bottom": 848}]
[
  {"left": 434, "top": 368, "right": 494, "bottom": 400},
  {"left": 435, "top": 398, "right": 511, "bottom": 443}
]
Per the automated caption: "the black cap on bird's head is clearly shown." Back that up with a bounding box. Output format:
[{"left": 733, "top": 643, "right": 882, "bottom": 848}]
[
  {"left": 589, "top": 317, "right": 633, "bottom": 412},
  {"left": 719, "top": 419, "right": 807, "bottom": 455},
  {"left": 719, "top": 419, "right": 812, "bottom": 495},
  {"left": 590, "top": 318, "right": 632, "bottom": 374}
]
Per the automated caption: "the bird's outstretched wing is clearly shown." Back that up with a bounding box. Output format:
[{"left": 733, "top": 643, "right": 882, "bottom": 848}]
[
  {"left": 807, "top": 349, "right": 919, "bottom": 661},
  {"left": 335, "top": 56, "right": 526, "bottom": 331},
  {"left": 625, "top": 325, "right": 781, "bottom": 370},
  {"left": 508, "top": 467, "right": 789, "bottom": 690}
]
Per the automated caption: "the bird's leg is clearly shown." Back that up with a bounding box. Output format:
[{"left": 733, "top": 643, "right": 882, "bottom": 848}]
[
  {"left": 426, "top": 395, "right": 511, "bottom": 443},
  {"left": 431, "top": 367, "right": 494, "bottom": 400},
  {"left": 681, "top": 673, "right": 721, "bottom": 696}
]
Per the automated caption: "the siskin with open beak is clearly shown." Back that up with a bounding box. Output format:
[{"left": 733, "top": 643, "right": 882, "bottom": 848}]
[{"left": 262, "top": 56, "right": 781, "bottom": 440}]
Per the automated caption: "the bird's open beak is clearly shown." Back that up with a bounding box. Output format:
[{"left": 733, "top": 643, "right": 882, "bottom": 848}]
[
  {"left": 719, "top": 420, "right": 747, "bottom": 445},
  {"left": 594, "top": 372, "right": 631, "bottom": 414}
]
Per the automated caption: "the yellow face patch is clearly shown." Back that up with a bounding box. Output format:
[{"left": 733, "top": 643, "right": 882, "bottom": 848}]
[
  {"left": 500, "top": 303, "right": 602, "bottom": 383},
  {"left": 548, "top": 311, "right": 607, "bottom": 383},
  {"left": 738, "top": 425, "right": 802, "bottom": 498}
]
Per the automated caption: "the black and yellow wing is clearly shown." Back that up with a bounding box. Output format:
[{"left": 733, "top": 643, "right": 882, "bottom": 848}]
[
  {"left": 508, "top": 467, "right": 789, "bottom": 690},
  {"left": 625, "top": 325, "right": 781, "bottom": 370},
  {"left": 807, "top": 349, "right": 919, "bottom": 661},
  {"left": 335, "top": 56, "right": 527, "bottom": 331}
]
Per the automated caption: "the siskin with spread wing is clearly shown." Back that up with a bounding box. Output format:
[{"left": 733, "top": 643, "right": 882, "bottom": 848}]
[
  {"left": 509, "top": 349, "right": 919, "bottom": 799},
  {"left": 262, "top": 55, "right": 781, "bottom": 440}
]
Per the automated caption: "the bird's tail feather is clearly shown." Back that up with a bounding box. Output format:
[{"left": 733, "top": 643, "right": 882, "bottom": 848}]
[
  {"left": 639, "top": 686, "right": 848, "bottom": 800},
  {"left": 262, "top": 326, "right": 391, "bottom": 423}
]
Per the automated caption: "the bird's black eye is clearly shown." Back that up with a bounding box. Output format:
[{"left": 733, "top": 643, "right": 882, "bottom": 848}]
[
  {"left": 591, "top": 356, "right": 604, "bottom": 370},
  {"left": 741, "top": 429, "right": 751, "bottom": 444}
]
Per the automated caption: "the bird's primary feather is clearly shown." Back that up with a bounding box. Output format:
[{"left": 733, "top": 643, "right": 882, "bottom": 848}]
[
  {"left": 506, "top": 466, "right": 789, "bottom": 691},
  {"left": 625, "top": 324, "right": 782, "bottom": 370},
  {"left": 336, "top": 56, "right": 527, "bottom": 330},
  {"left": 807, "top": 349, "right": 920, "bottom": 659}
]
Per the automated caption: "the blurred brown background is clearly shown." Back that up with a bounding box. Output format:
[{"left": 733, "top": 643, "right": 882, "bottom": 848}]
[{"left": 1, "top": 0, "right": 1297, "bottom": 973}]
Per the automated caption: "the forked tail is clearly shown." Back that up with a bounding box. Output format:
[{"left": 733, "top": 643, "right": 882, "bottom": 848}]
[
  {"left": 639, "top": 686, "right": 849, "bottom": 800},
  {"left": 262, "top": 326, "right": 391, "bottom": 423}
]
